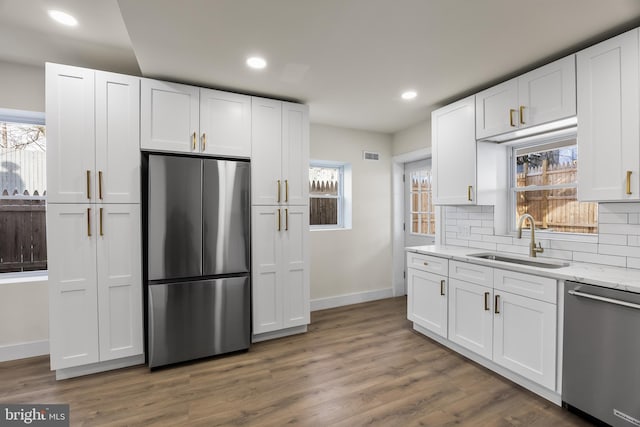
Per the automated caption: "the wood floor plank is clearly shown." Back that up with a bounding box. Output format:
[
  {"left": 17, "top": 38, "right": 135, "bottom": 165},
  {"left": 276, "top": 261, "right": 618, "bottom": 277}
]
[{"left": 0, "top": 297, "right": 593, "bottom": 426}]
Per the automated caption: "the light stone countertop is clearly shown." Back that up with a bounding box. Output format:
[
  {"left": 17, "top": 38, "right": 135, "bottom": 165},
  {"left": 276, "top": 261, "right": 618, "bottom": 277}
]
[{"left": 406, "top": 245, "right": 640, "bottom": 294}]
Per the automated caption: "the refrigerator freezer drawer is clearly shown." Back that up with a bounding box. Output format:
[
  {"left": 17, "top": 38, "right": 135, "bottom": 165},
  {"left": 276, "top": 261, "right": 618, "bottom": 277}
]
[{"left": 148, "top": 276, "right": 250, "bottom": 368}]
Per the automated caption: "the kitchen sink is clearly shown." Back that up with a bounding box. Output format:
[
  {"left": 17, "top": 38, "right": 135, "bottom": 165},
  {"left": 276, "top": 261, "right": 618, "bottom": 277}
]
[{"left": 467, "top": 252, "right": 570, "bottom": 269}]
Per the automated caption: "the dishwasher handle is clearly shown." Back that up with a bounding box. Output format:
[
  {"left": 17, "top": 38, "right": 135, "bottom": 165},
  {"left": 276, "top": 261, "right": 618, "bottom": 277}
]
[{"left": 568, "top": 289, "right": 640, "bottom": 311}]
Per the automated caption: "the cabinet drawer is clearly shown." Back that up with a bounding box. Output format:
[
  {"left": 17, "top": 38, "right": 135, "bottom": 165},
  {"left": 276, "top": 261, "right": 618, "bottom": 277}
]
[
  {"left": 407, "top": 252, "right": 448, "bottom": 276},
  {"left": 449, "top": 260, "right": 493, "bottom": 287},
  {"left": 494, "top": 269, "right": 557, "bottom": 304}
]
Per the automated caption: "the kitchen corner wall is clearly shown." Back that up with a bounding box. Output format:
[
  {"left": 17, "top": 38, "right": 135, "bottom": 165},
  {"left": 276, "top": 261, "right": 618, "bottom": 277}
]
[
  {"left": 309, "top": 124, "right": 393, "bottom": 308},
  {"left": 0, "top": 61, "right": 44, "bottom": 112},
  {"left": 442, "top": 202, "right": 640, "bottom": 269}
]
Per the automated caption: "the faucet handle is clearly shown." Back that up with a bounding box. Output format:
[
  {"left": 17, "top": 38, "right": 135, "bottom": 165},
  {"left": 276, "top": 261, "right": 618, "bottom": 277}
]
[{"left": 534, "top": 242, "right": 544, "bottom": 253}]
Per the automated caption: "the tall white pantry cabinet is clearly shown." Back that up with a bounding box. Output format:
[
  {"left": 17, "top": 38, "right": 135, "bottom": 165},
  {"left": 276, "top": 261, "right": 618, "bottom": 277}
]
[
  {"left": 251, "top": 98, "right": 311, "bottom": 339},
  {"left": 46, "top": 63, "right": 143, "bottom": 377}
]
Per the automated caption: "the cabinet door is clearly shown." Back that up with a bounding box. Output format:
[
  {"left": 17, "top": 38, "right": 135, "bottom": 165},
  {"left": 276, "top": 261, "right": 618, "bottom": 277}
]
[
  {"left": 493, "top": 290, "right": 556, "bottom": 390},
  {"left": 433, "top": 96, "right": 477, "bottom": 205},
  {"left": 140, "top": 79, "right": 199, "bottom": 153},
  {"left": 281, "top": 102, "right": 309, "bottom": 206},
  {"left": 448, "top": 278, "right": 493, "bottom": 360},
  {"left": 518, "top": 55, "right": 576, "bottom": 128},
  {"left": 475, "top": 79, "right": 518, "bottom": 140},
  {"left": 407, "top": 269, "right": 448, "bottom": 338},
  {"left": 45, "top": 64, "right": 95, "bottom": 203},
  {"left": 96, "top": 204, "right": 143, "bottom": 361},
  {"left": 282, "top": 205, "right": 310, "bottom": 328},
  {"left": 577, "top": 29, "right": 640, "bottom": 201},
  {"left": 95, "top": 72, "right": 140, "bottom": 203},
  {"left": 252, "top": 206, "right": 283, "bottom": 334},
  {"left": 47, "top": 204, "right": 99, "bottom": 370},
  {"left": 199, "top": 89, "right": 251, "bottom": 158},
  {"left": 251, "top": 97, "right": 283, "bottom": 205}
]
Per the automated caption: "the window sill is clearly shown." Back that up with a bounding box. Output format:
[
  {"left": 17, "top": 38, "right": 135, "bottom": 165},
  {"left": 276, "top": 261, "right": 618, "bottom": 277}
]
[{"left": 0, "top": 270, "right": 48, "bottom": 286}]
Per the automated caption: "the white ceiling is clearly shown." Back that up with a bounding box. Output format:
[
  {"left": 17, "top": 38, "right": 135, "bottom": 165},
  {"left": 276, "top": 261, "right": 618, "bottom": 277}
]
[{"left": 2, "top": 1, "right": 640, "bottom": 133}]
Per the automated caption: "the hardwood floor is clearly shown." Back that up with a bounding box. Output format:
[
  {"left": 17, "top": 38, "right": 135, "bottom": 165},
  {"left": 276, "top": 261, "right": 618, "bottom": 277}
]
[{"left": 0, "top": 297, "right": 592, "bottom": 426}]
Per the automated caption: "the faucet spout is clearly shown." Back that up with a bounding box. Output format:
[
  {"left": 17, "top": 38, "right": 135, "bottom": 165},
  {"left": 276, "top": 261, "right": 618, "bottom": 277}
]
[{"left": 517, "top": 213, "right": 544, "bottom": 258}]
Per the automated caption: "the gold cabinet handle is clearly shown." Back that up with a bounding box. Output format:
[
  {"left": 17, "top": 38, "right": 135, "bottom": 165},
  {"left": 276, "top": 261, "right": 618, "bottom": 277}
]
[
  {"left": 484, "top": 292, "right": 490, "bottom": 311},
  {"left": 202, "top": 133, "right": 207, "bottom": 151},
  {"left": 440, "top": 279, "right": 445, "bottom": 296},
  {"left": 627, "top": 171, "right": 632, "bottom": 195},
  {"left": 87, "top": 208, "right": 92, "bottom": 237},
  {"left": 285, "top": 179, "right": 289, "bottom": 202},
  {"left": 519, "top": 105, "right": 525, "bottom": 125},
  {"left": 98, "top": 171, "right": 103, "bottom": 200},
  {"left": 99, "top": 207, "right": 104, "bottom": 236},
  {"left": 285, "top": 208, "right": 289, "bottom": 231},
  {"left": 467, "top": 185, "right": 472, "bottom": 202},
  {"left": 192, "top": 132, "right": 197, "bottom": 150},
  {"left": 86, "top": 170, "right": 91, "bottom": 199},
  {"left": 277, "top": 208, "right": 281, "bottom": 231},
  {"left": 509, "top": 109, "right": 516, "bottom": 127},
  {"left": 277, "top": 180, "right": 281, "bottom": 203},
  {"left": 494, "top": 294, "right": 500, "bottom": 314}
]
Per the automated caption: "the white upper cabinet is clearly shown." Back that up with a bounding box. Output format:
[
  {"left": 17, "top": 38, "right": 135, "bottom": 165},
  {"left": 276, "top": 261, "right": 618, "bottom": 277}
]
[
  {"left": 476, "top": 55, "right": 576, "bottom": 140},
  {"left": 199, "top": 89, "right": 251, "bottom": 157},
  {"left": 140, "top": 79, "right": 199, "bottom": 154},
  {"left": 577, "top": 28, "right": 640, "bottom": 201},
  {"left": 141, "top": 80, "right": 251, "bottom": 157},
  {"left": 251, "top": 97, "right": 309, "bottom": 206},
  {"left": 432, "top": 96, "right": 477, "bottom": 205},
  {"left": 46, "top": 64, "right": 96, "bottom": 203},
  {"left": 46, "top": 64, "right": 140, "bottom": 204}
]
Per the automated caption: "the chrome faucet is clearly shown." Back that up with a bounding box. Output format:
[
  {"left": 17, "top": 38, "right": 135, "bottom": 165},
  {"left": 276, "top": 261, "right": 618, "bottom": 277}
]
[{"left": 517, "top": 213, "right": 544, "bottom": 258}]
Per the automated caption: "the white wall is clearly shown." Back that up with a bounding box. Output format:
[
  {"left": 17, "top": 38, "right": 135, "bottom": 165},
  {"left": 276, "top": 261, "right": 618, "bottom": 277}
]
[
  {"left": 309, "top": 124, "right": 393, "bottom": 308},
  {"left": 0, "top": 61, "right": 45, "bottom": 112},
  {"left": 0, "top": 278, "right": 49, "bottom": 361},
  {"left": 0, "top": 61, "right": 48, "bottom": 361},
  {"left": 392, "top": 119, "right": 430, "bottom": 156}
]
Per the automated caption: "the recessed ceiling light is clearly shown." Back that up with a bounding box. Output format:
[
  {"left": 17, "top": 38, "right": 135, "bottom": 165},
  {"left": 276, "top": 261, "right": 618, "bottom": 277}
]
[
  {"left": 401, "top": 90, "right": 417, "bottom": 100},
  {"left": 48, "top": 10, "right": 78, "bottom": 27},
  {"left": 246, "top": 56, "right": 267, "bottom": 70}
]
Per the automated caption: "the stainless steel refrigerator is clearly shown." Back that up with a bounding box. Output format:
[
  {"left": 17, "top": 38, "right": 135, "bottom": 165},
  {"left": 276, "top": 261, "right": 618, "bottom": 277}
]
[{"left": 145, "top": 154, "right": 250, "bottom": 368}]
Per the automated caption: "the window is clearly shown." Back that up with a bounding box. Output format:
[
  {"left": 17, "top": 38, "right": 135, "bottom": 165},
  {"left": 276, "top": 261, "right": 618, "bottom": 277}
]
[
  {"left": 511, "top": 132, "right": 597, "bottom": 235},
  {"left": 409, "top": 168, "right": 434, "bottom": 235},
  {"left": 0, "top": 109, "right": 47, "bottom": 273},
  {"left": 309, "top": 161, "right": 351, "bottom": 229}
]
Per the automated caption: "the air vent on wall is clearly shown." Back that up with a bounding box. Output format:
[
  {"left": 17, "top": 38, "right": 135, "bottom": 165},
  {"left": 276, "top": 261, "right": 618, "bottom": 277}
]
[{"left": 363, "top": 151, "right": 380, "bottom": 161}]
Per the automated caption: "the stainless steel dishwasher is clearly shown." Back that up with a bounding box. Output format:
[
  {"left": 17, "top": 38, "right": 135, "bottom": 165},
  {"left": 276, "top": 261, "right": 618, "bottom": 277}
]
[{"left": 563, "top": 281, "right": 640, "bottom": 426}]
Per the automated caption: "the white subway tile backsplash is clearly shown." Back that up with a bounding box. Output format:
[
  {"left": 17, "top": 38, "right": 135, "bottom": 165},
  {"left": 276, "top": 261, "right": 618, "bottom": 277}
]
[
  {"left": 573, "top": 251, "right": 626, "bottom": 267},
  {"left": 598, "top": 234, "right": 627, "bottom": 245},
  {"left": 598, "top": 244, "right": 640, "bottom": 258},
  {"left": 626, "top": 257, "right": 640, "bottom": 270},
  {"left": 440, "top": 202, "right": 640, "bottom": 270},
  {"left": 599, "top": 223, "right": 640, "bottom": 235},
  {"left": 598, "top": 213, "right": 628, "bottom": 224},
  {"left": 549, "top": 240, "right": 598, "bottom": 253}
]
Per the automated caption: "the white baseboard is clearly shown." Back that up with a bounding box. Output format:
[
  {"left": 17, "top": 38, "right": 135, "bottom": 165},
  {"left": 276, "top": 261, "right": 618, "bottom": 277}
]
[
  {"left": 252, "top": 325, "right": 308, "bottom": 343},
  {"left": 310, "top": 288, "right": 394, "bottom": 312},
  {"left": 0, "top": 340, "right": 49, "bottom": 362},
  {"left": 55, "top": 354, "right": 145, "bottom": 380}
]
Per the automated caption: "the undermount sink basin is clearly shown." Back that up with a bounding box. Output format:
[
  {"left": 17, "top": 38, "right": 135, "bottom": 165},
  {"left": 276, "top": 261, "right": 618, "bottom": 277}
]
[{"left": 467, "top": 252, "right": 570, "bottom": 269}]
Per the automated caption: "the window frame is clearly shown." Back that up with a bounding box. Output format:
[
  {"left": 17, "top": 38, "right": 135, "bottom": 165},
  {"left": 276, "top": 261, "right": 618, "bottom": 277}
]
[
  {"left": 309, "top": 160, "right": 352, "bottom": 231},
  {"left": 507, "top": 127, "right": 598, "bottom": 239}
]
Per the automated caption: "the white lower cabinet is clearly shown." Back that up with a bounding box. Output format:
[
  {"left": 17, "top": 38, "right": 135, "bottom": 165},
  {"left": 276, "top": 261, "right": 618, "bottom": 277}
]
[
  {"left": 407, "top": 269, "right": 447, "bottom": 338},
  {"left": 252, "top": 205, "right": 310, "bottom": 336},
  {"left": 493, "top": 290, "right": 557, "bottom": 389},
  {"left": 47, "top": 204, "right": 143, "bottom": 371},
  {"left": 448, "top": 278, "right": 493, "bottom": 360},
  {"left": 407, "top": 254, "right": 559, "bottom": 396}
]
